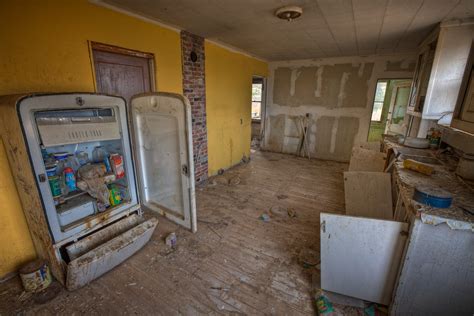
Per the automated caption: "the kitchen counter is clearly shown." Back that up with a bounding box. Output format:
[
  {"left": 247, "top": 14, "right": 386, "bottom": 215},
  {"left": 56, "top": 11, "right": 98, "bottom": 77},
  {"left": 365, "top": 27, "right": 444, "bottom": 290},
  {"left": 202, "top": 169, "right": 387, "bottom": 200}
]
[
  {"left": 384, "top": 139, "right": 474, "bottom": 315},
  {"left": 383, "top": 139, "right": 474, "bottom": 231}
]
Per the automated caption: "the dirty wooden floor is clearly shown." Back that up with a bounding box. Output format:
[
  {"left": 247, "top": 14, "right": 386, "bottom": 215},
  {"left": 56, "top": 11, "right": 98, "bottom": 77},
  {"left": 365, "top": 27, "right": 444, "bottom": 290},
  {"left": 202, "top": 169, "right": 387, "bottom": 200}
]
[{"left": 0, "top": 150, "right": 347, "bottom": 315}]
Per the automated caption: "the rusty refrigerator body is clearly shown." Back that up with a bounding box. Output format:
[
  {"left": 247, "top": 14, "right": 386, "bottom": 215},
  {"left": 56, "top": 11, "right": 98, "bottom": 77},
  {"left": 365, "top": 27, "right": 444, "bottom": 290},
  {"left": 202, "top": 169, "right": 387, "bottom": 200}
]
[{"left": 0, "top": 92, "right": 196, "bottom": 290}]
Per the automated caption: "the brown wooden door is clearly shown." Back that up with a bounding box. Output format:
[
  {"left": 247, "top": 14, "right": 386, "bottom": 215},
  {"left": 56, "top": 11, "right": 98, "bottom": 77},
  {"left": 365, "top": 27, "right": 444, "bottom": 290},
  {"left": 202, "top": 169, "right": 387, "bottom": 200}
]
[{"left": 93, "top": 46, "right": 153, "bottom": 104}]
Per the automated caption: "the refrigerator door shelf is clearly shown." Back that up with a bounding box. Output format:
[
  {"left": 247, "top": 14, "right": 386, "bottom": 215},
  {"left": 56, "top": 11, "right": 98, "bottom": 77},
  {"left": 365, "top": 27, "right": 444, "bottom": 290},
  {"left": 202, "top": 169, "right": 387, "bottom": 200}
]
[{"left": 130, "top": 93, "right": 197, "bottom": 232}]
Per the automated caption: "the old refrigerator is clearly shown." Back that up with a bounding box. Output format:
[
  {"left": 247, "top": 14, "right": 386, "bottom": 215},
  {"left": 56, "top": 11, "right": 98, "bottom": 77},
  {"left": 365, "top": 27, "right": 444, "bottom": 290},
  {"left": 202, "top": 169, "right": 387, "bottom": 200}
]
[{"left": 0, "top": 92, "right": 196, "bottom": 290}]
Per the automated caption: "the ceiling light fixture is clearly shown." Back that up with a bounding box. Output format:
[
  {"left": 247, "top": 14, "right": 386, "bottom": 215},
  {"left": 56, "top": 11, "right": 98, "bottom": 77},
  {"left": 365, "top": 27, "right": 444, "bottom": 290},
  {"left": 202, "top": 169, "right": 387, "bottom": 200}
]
[{"left": 275, "top": 6, "right": 303, "bottom": 21}]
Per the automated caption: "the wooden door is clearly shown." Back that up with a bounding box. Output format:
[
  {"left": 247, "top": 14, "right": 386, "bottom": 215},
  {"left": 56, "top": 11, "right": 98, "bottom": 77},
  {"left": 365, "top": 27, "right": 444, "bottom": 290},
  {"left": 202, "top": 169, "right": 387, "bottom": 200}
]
[{"left": 92, "top": 43, "right": 154, "bottom": 103}]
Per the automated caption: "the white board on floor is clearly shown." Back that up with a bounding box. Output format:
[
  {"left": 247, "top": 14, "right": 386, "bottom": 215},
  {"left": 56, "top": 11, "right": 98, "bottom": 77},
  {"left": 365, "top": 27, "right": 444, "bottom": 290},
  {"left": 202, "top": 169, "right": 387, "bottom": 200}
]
[
  {"left": 320, "top": 213, "right": 408, "bottom": 305},
  {"left": 344, "top": 171, "right": 393, "bottom": 220},
  {"left": 348, "top": 147, "right": 386, "bottom": 172}
]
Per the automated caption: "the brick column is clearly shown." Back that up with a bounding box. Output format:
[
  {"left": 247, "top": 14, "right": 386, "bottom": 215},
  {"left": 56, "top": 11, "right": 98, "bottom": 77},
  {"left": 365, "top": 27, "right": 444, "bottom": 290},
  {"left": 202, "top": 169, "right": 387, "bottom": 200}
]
[{"left": 181, "top": 31, "right": 208, "bottom": 183}]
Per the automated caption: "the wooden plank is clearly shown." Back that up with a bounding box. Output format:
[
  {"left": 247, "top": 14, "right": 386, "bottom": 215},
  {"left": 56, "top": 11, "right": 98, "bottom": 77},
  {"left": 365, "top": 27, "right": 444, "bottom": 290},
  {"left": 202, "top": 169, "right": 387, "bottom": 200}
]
[
  {"left": 344, "top": 171, "right": 393, "bottom": 220},
  {"left": 348, "top": 147, "right": 386, "bottom": 172},
  {"left": 0, "top": 94, "right": 65, "bottom": 284},
  {"left": 320, "top": 213, "right": 408, "bottom": 305}
]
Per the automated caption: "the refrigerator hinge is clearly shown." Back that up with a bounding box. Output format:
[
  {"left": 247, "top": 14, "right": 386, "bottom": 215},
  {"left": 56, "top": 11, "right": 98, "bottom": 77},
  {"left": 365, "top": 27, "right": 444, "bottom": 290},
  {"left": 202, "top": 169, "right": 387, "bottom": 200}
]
[{"left": 182, "top": 164, "right": 189, "bottom": 177}]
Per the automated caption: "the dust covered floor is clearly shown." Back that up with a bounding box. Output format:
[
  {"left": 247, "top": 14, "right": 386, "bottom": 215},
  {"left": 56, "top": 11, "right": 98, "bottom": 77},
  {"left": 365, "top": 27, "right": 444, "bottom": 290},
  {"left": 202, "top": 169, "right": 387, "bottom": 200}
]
[{"left": 0, "top": 150, "right": 347, "bottom": 315}]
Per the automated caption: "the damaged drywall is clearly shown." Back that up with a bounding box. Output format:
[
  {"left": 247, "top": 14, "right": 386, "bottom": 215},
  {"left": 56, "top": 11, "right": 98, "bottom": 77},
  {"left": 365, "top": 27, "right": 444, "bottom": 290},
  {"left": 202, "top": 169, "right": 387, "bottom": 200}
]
[{"left": 263, "top": 54, "right": 416, "bottom": 161}]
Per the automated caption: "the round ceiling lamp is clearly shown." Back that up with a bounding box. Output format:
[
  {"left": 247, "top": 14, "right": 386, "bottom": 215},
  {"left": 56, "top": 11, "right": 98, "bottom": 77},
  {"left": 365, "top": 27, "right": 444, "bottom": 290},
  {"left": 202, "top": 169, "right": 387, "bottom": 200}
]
[{"left": 275, "top": 6, "right": 303, "bottom": 21}]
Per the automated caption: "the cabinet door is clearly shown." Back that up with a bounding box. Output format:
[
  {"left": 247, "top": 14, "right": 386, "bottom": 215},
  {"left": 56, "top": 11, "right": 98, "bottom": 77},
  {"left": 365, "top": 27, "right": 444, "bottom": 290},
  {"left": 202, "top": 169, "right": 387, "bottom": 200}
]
[
  {"left": 130, "top": 93, "right": 197, "bottom": 232},
  {"left": 459, "top": 68, "right": 474, "bottom": 123},
  {"left": 320, "top": 213, "right": 408, "bottom": 305}
]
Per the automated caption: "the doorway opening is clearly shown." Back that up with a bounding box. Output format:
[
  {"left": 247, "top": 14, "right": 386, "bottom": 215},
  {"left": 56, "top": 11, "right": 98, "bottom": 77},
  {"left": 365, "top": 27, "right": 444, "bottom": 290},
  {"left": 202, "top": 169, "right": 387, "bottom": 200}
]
[
  {"left": 251, "top": 76, "right": 265, "bottom": 149},
  {"left": 91, "top": 42, "right": 155, "bottom": 104},
  {"left": 368, "top": 79, "right": 412, "bottom": 142}
]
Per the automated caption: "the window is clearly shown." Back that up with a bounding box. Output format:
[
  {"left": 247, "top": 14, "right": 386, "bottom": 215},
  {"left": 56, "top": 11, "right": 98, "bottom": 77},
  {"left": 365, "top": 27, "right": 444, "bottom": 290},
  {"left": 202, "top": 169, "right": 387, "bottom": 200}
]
[
  {"left": 252, "top": 82, "right": 263, "bottom": 120},
  {"left": 371, "top": 82, "right": 388, "bottom": 121}
]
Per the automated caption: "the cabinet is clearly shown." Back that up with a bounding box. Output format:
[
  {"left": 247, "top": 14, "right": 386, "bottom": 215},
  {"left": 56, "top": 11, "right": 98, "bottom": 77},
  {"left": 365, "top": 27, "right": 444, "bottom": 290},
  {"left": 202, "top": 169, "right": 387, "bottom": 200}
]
[
  {"left": 407, "top": 20, "right": 474, "bottom": 121},
  {"left": 451, "top": 41, "right": 474, "bottom": 134}
]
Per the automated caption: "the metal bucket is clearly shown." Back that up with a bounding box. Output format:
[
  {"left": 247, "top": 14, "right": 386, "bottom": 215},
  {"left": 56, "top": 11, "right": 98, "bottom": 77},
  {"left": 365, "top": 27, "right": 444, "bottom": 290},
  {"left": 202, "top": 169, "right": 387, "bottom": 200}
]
[{"left": 19, "top": 259, "right": 52, "bottom": 292}]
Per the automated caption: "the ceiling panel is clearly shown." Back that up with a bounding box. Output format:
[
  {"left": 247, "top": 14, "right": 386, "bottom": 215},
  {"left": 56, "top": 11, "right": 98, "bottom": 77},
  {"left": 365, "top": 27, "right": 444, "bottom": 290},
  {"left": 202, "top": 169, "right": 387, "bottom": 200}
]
[{"left": 99, "top": 0, "right": 474, "bottom": 60}]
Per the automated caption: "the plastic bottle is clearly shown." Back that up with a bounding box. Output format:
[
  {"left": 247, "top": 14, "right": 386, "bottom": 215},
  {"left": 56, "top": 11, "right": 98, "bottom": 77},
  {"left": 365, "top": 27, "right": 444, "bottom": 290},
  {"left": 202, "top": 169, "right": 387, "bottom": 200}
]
[
  {"left": 92, "top": 146, "right": 108, "bottom": 163},
  {"left": 64, "top": 167, "right": 76, "bottom": 192},
  {"left": 54, "top": 152, "right": 69, "bottom": 196}
]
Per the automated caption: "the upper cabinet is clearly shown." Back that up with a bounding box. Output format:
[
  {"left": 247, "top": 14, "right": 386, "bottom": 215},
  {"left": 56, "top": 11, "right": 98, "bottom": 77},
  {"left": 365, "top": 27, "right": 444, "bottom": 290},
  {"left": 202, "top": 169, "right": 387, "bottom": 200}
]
[
  {"left": 407, "top": 20, "right": 474, "bottom": 121},
  {"left": 451, "top": 41, "right": 474, "bottom": 134}
]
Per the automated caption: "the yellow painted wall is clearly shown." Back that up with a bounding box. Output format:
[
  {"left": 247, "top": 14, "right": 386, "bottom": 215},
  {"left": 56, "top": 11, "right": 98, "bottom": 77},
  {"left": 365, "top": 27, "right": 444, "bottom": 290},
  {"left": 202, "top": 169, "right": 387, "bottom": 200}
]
[
  {"left": 205, "top": 41, "right": 268, "bottom": 175},
  {"left": 0, "top": 0, "right": 182, "bottom": 95},
  {"left": 0, "top": 0, "right": 182, "bottom": 277},
  {"left": 0, "top": 139, "right": 36, "bottom": 278}
]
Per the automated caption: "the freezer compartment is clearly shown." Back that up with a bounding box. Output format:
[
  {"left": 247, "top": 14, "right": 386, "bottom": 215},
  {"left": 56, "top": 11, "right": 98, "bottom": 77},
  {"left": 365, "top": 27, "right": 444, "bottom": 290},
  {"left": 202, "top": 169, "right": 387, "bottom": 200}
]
[
  {"left": 65, "top": 214, "right": 158, "bottom": 290},
  {"left": 36, "top": 108, "right": 120, "bottom": 147}
]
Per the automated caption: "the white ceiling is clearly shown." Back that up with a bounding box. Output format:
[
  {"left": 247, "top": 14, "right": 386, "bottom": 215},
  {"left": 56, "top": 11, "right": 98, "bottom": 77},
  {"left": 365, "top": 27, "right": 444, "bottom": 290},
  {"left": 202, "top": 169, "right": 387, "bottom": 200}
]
[{"left": 98, "top": 0, "right": 474, "bottom": 61}]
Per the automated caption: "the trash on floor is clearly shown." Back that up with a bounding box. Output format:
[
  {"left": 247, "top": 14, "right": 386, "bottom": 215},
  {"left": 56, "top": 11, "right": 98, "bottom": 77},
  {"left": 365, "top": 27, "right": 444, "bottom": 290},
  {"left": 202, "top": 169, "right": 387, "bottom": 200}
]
[
  {"left": 277, "top": 194, "right": 288, "bottom": 200},
  {"left": 287, "top": 208, "right": 297, "bottom": 218},
  {"left": 269, "top": 205, "right": 286, "bottom": 216},
  {"left": 165, "top": 232, "right": 177, "bottom": 248},
  {"left": 259, "top": 213, "right": 271, "bottom": 222},
  {"left": 298, "top": 248, "right": 320, "bottom": 268},
  {"left": 228, "top": 176, "right": 241, "bottom": 185},
  {"left": 315, "top": 289, "right": 335, "bottom": 315},
  {"left": 19, "top": 259, "right": 52, "bottom": 293}
]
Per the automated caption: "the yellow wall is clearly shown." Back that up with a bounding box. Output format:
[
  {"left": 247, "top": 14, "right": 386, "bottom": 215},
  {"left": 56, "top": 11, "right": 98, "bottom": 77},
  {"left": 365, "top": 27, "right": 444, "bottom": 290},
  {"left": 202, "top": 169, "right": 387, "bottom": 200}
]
[
  {"left": 0, "top": 0, "right": 182, "bottom": 95},
  {"left": 0, "top": 0, "right": 182, "bottom": 277},
  {"left": 205, "top": 41, "right": 268, "bottom": 175},
  {"left": 0, "top": 139, "right": 36, "bottom": 278}
]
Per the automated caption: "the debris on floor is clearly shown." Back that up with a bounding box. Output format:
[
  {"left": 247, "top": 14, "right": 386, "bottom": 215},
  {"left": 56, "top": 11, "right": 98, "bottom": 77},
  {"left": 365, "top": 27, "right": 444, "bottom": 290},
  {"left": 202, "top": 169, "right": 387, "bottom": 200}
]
[
  {"left": 315, "top": 289, "right": 335, "bottom": 315},
  {"left": 165, "top": 232, "right": 177, "bottom": 248},
  {"left": 287, "top": 208, "right": 297, "bottom": 218},
  {"left": 259, "top": 213, "right": 271, "bottom": 222},
  {"left": 269, "top": 205, "right": 286, "bottom": 217},
  {"left": 228, "top": 176, "right": 241, "bottom": 186},
  {"left": 269, "top": 205, "right": 296, "bottom": 218},
  {"left": 298, "top": 248, "right": 320, "bottom": 268},
  {"left": 277, "top": 194, "right": 288, "bottom": 200},
  {"left": 312, "top": 272, "right": 367, "bottom": 315}
]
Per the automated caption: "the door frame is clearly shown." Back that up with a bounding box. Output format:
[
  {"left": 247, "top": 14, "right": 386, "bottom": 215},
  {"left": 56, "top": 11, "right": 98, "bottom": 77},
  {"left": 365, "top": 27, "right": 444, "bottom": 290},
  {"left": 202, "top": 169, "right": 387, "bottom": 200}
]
[
  {"left": 385, "top": 81, "right": 412, "bottom": 135},
  {"left": 89, "top": 41, "right": 156, "bottom": 93},
  {"left": 251, "top": 75, "right": 267, "bottom": 140}
]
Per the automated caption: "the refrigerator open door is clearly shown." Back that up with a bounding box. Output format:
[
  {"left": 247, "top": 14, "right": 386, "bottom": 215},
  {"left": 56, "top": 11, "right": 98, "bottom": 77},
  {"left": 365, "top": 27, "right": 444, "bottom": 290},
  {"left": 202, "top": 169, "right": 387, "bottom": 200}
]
[{"left": 130, "top": 93, "right": 197, "bottom": 232}]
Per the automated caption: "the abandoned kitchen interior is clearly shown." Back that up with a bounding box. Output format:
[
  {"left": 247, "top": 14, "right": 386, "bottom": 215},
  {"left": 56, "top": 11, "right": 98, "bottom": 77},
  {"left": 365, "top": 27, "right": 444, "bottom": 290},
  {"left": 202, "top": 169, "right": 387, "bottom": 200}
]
[{"left": 1, "top": 1, "right": 473, "bottom": 315}]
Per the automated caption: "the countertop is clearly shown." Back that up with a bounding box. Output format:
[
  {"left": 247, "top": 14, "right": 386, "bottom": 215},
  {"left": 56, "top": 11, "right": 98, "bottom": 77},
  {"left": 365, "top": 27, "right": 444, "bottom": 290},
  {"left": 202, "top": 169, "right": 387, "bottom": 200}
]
[{"left": 383, "top": 139, "right": 474, "bottom": 231}]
